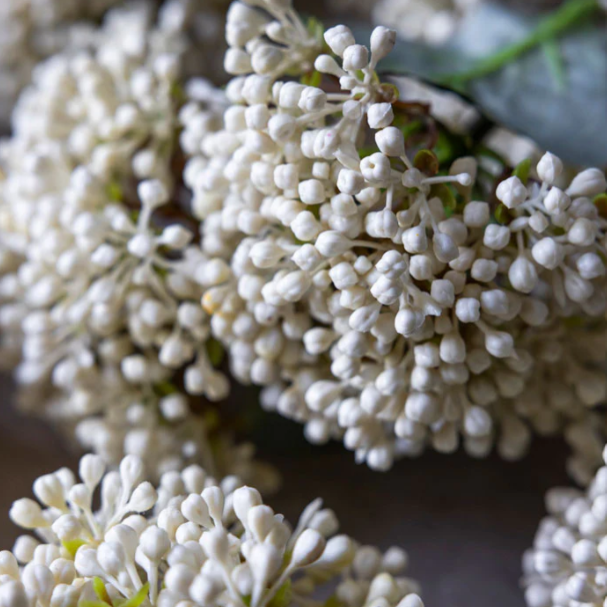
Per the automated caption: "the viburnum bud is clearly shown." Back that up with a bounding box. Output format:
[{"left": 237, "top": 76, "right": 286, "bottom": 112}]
[
  {"left": 543, "top": 187, "right": 570, "bottom": 214},
  {"left": 568, "top": 217, "right": 597, "bottom": 246},
  {"left": 531, "top": 238, "right": 563, "bottom": 270},
  {"left": 367, "top": 104, "right": 394, "bottom": 130},
  {"left": 291, "top": 529, "right": 326, "bottom": 567},
  {"left": 376, "top": 127, "right": 405, "bottom": 157},
  {"left": 370, "top": 26, "right": 397, "bottom": 63},
  {"left": 342, "top": 45, "right": 369, "bottom": 71},
  {"left": 537, "top": 152, "right": 563, "bottom": 184},
  {"left": 324, "top": 25, "right": 356, "bottom": 57},
  {"left": 566, "top": 168, "right": 607, "bottom": 197},
  {"left": 496, "top": 176, "right": 527, "bottom": 209}
]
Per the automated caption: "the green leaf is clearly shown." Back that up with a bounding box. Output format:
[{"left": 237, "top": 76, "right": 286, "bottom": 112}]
[
  {"left": 494, "top": 203, "right": 512, "bottom": 225},
  {"left": 114, "top": 584, "right": 150, "bottom": 607},
  {"left": 358, "top": 146, "right": 378, "bottom": 159},
  {"left": 306, "top": 16, "right": 325, "bottom": 45},
  {"left": 79, "top": 601, "right": 111, "bottom": 607},
  {"left": 206, "top": 338, "right": 225, "bottom": 367},
  {"left": 300, "top": 70, "right": 322, "bottom": 88},
  {"left": 414, "top": 149, "right": 439, "bottom": 176},
  {"left": 513, "top": 158, "right": 532, "bottom": 185},
  {"left": 541, "top": 38, "right": 566, "bottom": 90},
  {"left": 93, "top": 578, "right": 111, "bottom": 604},
  {"left": 62, "top": 539, "right": 87, "bottom": 558},
  {"left": 429, "top": 183, "right": 456, "bottom": 213},
  {"left": 372, "top": 2, "right": 607, "bottom": 165},
  {"left": 594, "top": 193, "right": 607, "bottom": 218},
  {"left": 267, "top": 580, "right": 292, "bottom": 607},
  {"left": 323, "top": 596, "right": 343, "bottom": 607},
  {"left": 106, "top": 182, "right": 122, "bottom": 202}
]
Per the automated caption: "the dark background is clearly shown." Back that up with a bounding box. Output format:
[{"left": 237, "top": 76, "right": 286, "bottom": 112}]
[{"left": 0, "top": 376, "right": 573, "bottom": 607}]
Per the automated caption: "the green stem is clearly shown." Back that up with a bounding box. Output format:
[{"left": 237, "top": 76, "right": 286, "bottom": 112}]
[{"left": 438, "top": 0, "right": 600, "bottom": 89}]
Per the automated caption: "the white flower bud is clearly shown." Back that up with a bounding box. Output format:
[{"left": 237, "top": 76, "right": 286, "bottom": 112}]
[
  {"left": 9, "top": 499, "right": 47, "bottom": 529},
  {"left": 496, "top": 176, "right": 527, "bottom": 209},
  {"left": 567, "top": 168, "right": 606, "bottom": 198},
  {"left": 305, "top": 381, "right": 341, "bottom": 412},
  {"left": 360, "top": 153, "right": 391, "bottom": 184},
  {"left": 483, "top": 224, "right": 510, "bottom": 250},
  {"left": 315, "top": 231, "right": 352, "bottom": 257},
  {"left": 337, "top": 170, "right": 365, "bottom": 196},
  {"left": 577, "top": 252, "right": 605, "bottom": 279},
  {"left": 463, "top": 201, "right": 489, "bottom": 228},
  {"left": 440, "top": 332, "right": 466, "bottom": 364},
  {"left": 508, "top": 256, "right": 538, "bottom": 293},
  {"left": 138, "top": 180, "right": 169, "bottom": 209},
  {"left": 342, "top": 45, "right": 369, "bottom": 71},
  {"left": 430, "top": 279, "right": 454, "bottom": 307},
  {"left": 543, "top": 187, "right": 570, "bottom": 214},
  {"left": 402, "top": 226, "right": 428, "bottom": 254},
  {"left": 405, "top": 392, "right": 441, "bottom": 425},
  {"left": 367, "top": 104, "right": 394, "bottom": 130},
  {"left": 291, "top": 529, "right": 326, "bottom": 567},
  {"left": 263, "top": 115, "right": 295, "bottom": 146},
  {"left": 370, "top": 26, "right": 397, "bottom": 63},
  {"left": 484, "top": 330, "right": 514, "bottom": 358},
  {"left": 531, "top": 238, "right": 563, "bottom": 270},
  {"left": 568, "top": 217, "right": 597, "bottom": 246},
  {"left": 375, "top": 127, "right": 405, "bottom": 157},
  {"left": 395, "top": 308, "right": 425, "bottom": 336},
  {"left": 455, "top": 298, "right": 480, "bottom": 323},
  {"left": 299, "top": 87, "right": 327, "bottom": 113},
  {"left": 324, "top": 25, "right": 355, "bottom": 57},
  {"left": 537, "top": 152, "right": 563, "bottom": 184},
  {"left": 433, "top": 233, "right": 458, "bottom": 263}
]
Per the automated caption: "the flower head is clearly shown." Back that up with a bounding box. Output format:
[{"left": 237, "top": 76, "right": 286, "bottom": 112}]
[
  {"left": 0, "top": 454, "right": 423, "bottom": 607},
  {"left": 524, "top": 445, "right": 607, "bottom": 607},
  {"left": 185, "top": 0, "right": 607, "bottom": 473}
]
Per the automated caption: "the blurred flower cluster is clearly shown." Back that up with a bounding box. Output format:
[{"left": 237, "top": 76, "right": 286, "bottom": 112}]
[
  {"left": 0, "top": 0, "right": 231, "bottom": 129},
  {"left": 525, "top": 445, "right": 607, "bottom": 607}
]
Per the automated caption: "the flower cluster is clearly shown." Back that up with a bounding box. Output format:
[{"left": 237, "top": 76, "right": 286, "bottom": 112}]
[
  {"left": 523, "top": 446, "right": 607, "bottom": 607},
  {"left": 183, "top": 0, "right": 607, "bottom": 473},
  {"left": 0, "top": 0, "right": 274, "bottom": 485},
  {"left": 0, "top": 454, "right": 423, "bottom": 607},
  {"left": 0, "top": 0, "right": 231, "bottom": 128},
  {"left": 0, "top": 0, "right": 124, "bottom": 126},
  {"left": 372, "top": 0, "right": 481, "bottom": 45}
]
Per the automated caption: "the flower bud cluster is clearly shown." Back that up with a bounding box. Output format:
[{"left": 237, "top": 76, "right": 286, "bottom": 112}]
[
  {"left": 523, "top": 445, "right": 607, "bottom": 607},
  {"left": 0, "top": 0, "right": 276, "bottom": 486},
  {"left": 0, "top": 0, "right": 123, "bottom": 125},
  {"left": 184, "top": 0, "right": 607, "bottom": 473},
  {"left": 0, "top": 0, "right": 232, "bottom": 128},
  {"left": 372, "top": 0, "right": 482, "bottom": 46},
  {"left": 0, "top": 454, "right": 423, "bottom": 607}
]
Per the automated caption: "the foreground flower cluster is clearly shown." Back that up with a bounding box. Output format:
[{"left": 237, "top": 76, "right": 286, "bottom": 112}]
[
  {"left": 524, "top": 446, "right": 607, "bottom": 607},
  {"left": 1, "top": 0, "right": 607, "bottom": 482},
  {"left": 0, "top": 454, "right": 423, "bottom": 607}
]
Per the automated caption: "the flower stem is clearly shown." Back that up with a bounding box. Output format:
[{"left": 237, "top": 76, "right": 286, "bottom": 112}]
[{"left": 439, "top": 0, "right": 600, "bottom": 89}]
